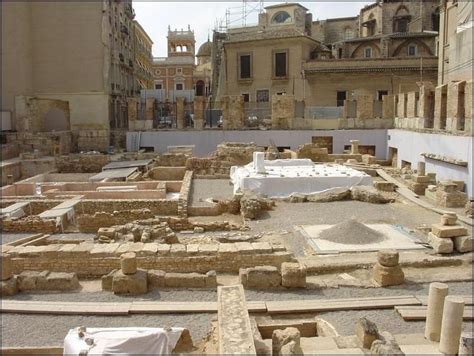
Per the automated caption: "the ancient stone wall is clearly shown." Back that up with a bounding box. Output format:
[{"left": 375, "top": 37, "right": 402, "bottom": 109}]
[
  {"left": 76, "top": 130, "right": 109, "bottom": 152},
  {"left": 222, "top": 96, "right": 244, "bottom": 130},
  {"left": 147, "top": 167, "right": 186, "bottom": 181},
  {"left": 78, "top": 199, "right": 179, "bottom": 216},
  {"left": 272, "top": 95, "right": 295, "bottom": 129},
  {"left": 1, "top": 216, "right": 59, "bottom": 234},
  {"left": 5, "top": 242, "right": 293, "bottom": 277},
  {"left": 77, "top": 209, "right": 155, "bottom": 232},
  {"left": 55, "top": 154, "right": 110, "bottom": 173},
  {"left": 178, "top": 171, "right": 193, "bottom": 218},
  {"left": 154, "top": 153, "right": 188, "bottom": 167}
]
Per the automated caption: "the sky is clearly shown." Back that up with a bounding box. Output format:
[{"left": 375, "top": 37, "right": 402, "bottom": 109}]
[{"left": 134, "top": 1, "right": 373, "bottom": 57}]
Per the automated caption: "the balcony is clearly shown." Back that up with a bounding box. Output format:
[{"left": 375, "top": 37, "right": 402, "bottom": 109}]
[{"left": 120, "top": 24, "right": 129, "bottom": 36}]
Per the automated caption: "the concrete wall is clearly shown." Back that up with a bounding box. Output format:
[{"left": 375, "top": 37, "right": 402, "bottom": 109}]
[
  {"left": 387, "top": 129, "right": 472, "bottom": 197},
  {"left": 127, "top": 129, "right": 388, "bottom": 159}
]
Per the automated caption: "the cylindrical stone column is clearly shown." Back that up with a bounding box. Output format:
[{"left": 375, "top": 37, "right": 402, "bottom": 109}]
[
  {"left": 425, "top": 282, "right": 449, "bottom": 341},
  {"left": 459, "top": 332, "right": 474, "bottom": 355},
  {"left": 439, "top": 296, "right": 465, "bottom": 354},
  {"left": 253, "top": 152, "right": 266, "bottom": 174},
  {"left": 120, "top": 252, "right": 137, "bottom": 275},
  {"left": 1, "top": 253, "right": 13, "bottom": 281},
  {"left": 350, "top": 140, "right": 359, "bottom": 155},
  {"left": 417, "top": 161, "right": 426, "bottom": 176}
]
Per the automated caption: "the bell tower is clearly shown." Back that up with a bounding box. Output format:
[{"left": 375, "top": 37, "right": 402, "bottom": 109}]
[{"left": 167, "top": 25, "right": 196, "bottom": 58}]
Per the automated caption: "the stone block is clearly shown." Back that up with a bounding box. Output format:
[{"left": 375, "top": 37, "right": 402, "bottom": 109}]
[
  {"left": 239, "top": 266, "right": 281, "bottom": 289},
  {"left": 453, "top": 235, "right": 473, "bottom": 253},
  {"left": 147, "top": 269, "right": 166, "bottom": 288},
  {"left": 428, "top": 232, "right": 454, "bottom": 254},
  {"left": 377, "top": 249, "right": 399, "bottom": 267},
  {"left": 372, "top": 263, "right": 404, "bottom": 287},
  {"left": 164, "top": 272, "right": 216, "bottom": 288},
  {"left": 374, "top": 182, "right": 395, "bottom": 192},
  {"left": 413, "top": 175, "right": 431, "bottom": 183},
  {"left": 1, "top": 276, "right": 18, "bottom": 296},
  {"left": 431, "top": 224, "right": 467, "bottom": 238},
  {"left": 281, "top": 262, "right": 306, "bottom": 288},
  {"left": 198, "top": 244, "right": 218, "bottom": 255},
  {"left": 97, "top": 227, "right": 116, "bottom": 239},
  {"left": 351, "top": 186, "right": 391, "bottom": 204},
  {"left": 170, "top": 244, "right": 186, "bottom": 256},
  {"left": 441, "top": 213, "right": 458, "bottom": 226},
  {"left": 355, "top": 318, "right": 379, "bottom": 349},
  {"left": 251, "top": 242, "right": 273, "bottom": 254},
  {"left": 1, "top": 253, "right": 13, "bottom": 281},
  {"left": 371, "top": 331, "right": 404, "bottom": 355},
  {"left": 112, "top": 269, "right": 148, "bottom": 294},
  {"left": 120, "top": 252, "right": 137, "bottom": 275},
  {"left": 101, "top": 269, "right": 117, "bottom": 291},
  {"left": 17, "top": 271, "right": 48, "bottom": 290},
  {"left": 43, "top": 272, "right": 79, "bottom": 291},
  {"left": 272, "top": 327, "right": 302, "bottom": 356}
]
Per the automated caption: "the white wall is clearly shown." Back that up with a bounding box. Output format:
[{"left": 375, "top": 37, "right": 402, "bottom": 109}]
[
  {"left": 387, "top": 129, "right": 473, "bottom": 197},
  {"left": 127, "top": 129, "right": 388, "bottom": 158}
]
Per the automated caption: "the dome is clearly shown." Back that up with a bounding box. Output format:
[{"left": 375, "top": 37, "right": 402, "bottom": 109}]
[{"left": 197, "top": 40, "right": 212, "bottom": 57}]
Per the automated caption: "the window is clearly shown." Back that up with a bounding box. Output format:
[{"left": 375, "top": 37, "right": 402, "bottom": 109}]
[
  {"left": 408, "top": 45, "right": 417, "bottom": 56},
  {"left": 155, "top": 84, "right": 162, "bottom": 90},
  {"left": 395, "top": 18, "right": 409, "bottom": 33},
  {"left": 338, "top": 48, "right": 343, "bottom": 59},
  {"left": 364, "top": 47, "right": 373, "bottom": 58},
  {"left": 272, "top": 11, "right": 291, "bottom": 24},
  {"left": 242, "top": 93, "right": 250, "bottom": 102},
  {"left": 344, "top": 28, "right": 354, "bottom": 40},
  {"left": 276, "top": 92, "right": 286, "bottom": 96},
  {"left": 239, "top": 54, "right": 251, "bottom": 79},
  {"left": 337, "top": 91, "right": 347, "bottom": 107},
  {"left": 256, "top": 90, "right": 269, "bottom": 103},
  {"left": 274, "top": 51, "right": 288, "bottom": 78},
  {"left": 377, "top": 90, "right": 388, "bottom": 101},
  {"left": 177, "top": 68, "right": 183, "bottom": 74},
  {"left": 175, "top": 83, "right": 183, "bottom": 91}
]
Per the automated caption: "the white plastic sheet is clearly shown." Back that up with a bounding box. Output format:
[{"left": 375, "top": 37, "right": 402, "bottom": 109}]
[
  {"left": 231, "top": 159, "right": 373, "bottom": 198},
  {"left": 63, "top": 327, "right": 184, "bottom": 355}
]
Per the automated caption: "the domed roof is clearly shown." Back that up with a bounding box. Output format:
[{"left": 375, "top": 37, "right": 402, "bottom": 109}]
[{"left": 197, "top": 40, "right": 212, "bottom": 57}]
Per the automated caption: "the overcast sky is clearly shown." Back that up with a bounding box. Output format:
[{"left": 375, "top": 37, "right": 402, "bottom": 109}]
[{"left": 134, "top": 1, "right": 373, "bottom": 57}]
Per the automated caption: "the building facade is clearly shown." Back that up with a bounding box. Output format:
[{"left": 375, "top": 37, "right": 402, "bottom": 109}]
[
  {"left": 1, "top": 0, "right": 143, "bottom": 150},
  {"left": 133, "top": 21, "right": 154, "bottom": 91}
]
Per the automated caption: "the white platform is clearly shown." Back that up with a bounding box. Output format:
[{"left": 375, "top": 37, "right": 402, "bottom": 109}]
[
  {"left": 230, "top": 159, "right": 373, "bottom": 198},
  {"left": 300, "top": 224, "right": 427, "bottom": 254}
]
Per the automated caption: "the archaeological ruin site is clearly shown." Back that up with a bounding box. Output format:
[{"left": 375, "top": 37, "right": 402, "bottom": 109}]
[{"left": 1, "top": 0, "right": 473, "bottom": 355}]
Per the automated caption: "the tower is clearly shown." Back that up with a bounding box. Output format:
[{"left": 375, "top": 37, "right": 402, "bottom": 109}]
[{"left": 167, "top": 25, "right": 196, "bottom": 58}]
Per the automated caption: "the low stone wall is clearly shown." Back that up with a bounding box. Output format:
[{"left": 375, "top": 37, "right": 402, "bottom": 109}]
[
  {"left": 154, "top": 153, "right": 188, "bottom": 167},
  {"left": 5, "top": 242, "right": 293, "bottom": 277},
  {"left": 78, "top": 199, "right": 179, "bottom": 216},
  {"left": 55, "top": 154, "right": 110, "bottom": 173},
  {"left": 1, "top": 216, "right": 59, "bottom": 234},
  {"left": 147, "top": 167, "right": 186, "bottom": 180},
  {"left": 178, "top": 171, "right": 193, "bottom": 218},
  {"left": 77, "top": 209, "right": 155, "bottom": 233},
  {"left": 185, "top": 158, "right": 232, "bottom": 177}
]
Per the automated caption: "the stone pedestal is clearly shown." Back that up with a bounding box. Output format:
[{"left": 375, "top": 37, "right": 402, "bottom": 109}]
[
  {"left": 253, "top": 152, "right": 266, "bottom": 174},
  {"left": 425, "top": 282, "right": 449, "bottom": 341},
  {"left": 272, "top": 327, "right": 302, "bottom": 356},
  {"left": 439, "top": 296, "right": 465, "bottom": 354},
  {"left": 350, "top": 140, "right": 359, "bottom": 155},
  {"left": 372, "top": 250, "right": 404, "bottom": 287},
  {"left": 112, "top": 269, "right": 148, "bottom": 295},
  {"left": 417, "top": 162, "right": 426, "bottom": 176},
  {"left": 120, "top": 252, "right": 137, "bottom": 275}
]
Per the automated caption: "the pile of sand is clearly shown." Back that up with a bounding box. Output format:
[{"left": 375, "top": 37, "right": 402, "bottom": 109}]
[{"left": 318, "top": 219, "right": 385, "bottom": 245}]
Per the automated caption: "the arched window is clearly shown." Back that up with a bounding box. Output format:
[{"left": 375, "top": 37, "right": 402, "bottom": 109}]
[
  {"left": 408, "top": 44, "right": 417, "bottom": 56},
  {"left": 272, "top": 11, "right": 292, "bottom": 24},
  {"left": 394, "top": 6, "right": 411, "bottom": 33},
  {"left": 364, "top": 47, "right": 373, "bottom": 58}
]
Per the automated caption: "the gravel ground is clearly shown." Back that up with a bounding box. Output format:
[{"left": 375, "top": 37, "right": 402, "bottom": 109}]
[
  {"left": 2, "top": 282, "right": 472, "bottom": 347},
  {"left": 0, "top": 313, "right": 215, "bottom": 348},
  {"left": 0, "top": 233, "right": 32, "bottom": 244},
  {"left": 189, "top": 179, "right": 234, "bottom": 207}
]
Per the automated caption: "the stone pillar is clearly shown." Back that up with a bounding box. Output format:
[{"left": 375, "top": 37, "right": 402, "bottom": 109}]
[
  {"left": 418, "top": 82, "right": 435, "bottom": 128},
  {"left": 176, "top": 97, "right": 185, "bottom": 129},
  {"left": 397, "top": 93, "right": 407, "bottom": 119},
  {"left": 464, "top": 81, "right": 472, "bottom": 135},
  {"left": 425, "top": 282, "right": 449, "bottom": 341},
  {"left": 372, "top": 250, "right": 405, "bottom": 287},
  {"left": 439, "top": 296, "right": 465, "bottom": 354},
  {"left": 434, "top": 84, "right": 448, "bottom": 130},
  {"left": 193, "top": 97, "right": 205, "bottom": 130},
  {"left": 447, "top": 81, "right": 466, "bottom": 132},
  {"left": 356, "top": 95, "right": 374, "bottom": 120},
  {"left": 406, "top": 92, "right": 418, "bottom": 119},
  {"left": 145, "top": 98, "right": 155, "bottom": 121},
  {"left": 222, "top": 95, "right": 244, "bottom": 130},
  {"left": 253, "top": 152, "right": 266, "bottom": 174},
  {"left": 417, "top": 161, "right": 426, "bottom": 176},
  {"left": 382, "top": 95, "right": 395, "bottom": 119},
  {"left": 272, "top": 94, "right": 295, "bottom": 129},
  {"left": 350, "top": 140, "right": 359, "bottom": 155},
  {"left": 459, "top": 332, "right": 474, "bottom": 355},
  {"left": 127, "top": 98, "right": 138, "bottom": 122},
  {"left": 120, "top": 252, "right": 137, "bottom": 275},
  {"left": 1, "top": 254, "right": 12, "bottom": 281}
]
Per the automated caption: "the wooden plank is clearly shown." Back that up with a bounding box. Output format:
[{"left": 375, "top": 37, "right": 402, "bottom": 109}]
[
  {"left": 1, "top": 301, "right": 130, "bottom": 315},
  {"left": 416, "top": 295, "right": 473, "bottom": 306},
  {"left": 266, "top": 296, "right": 421, "bottom": 314},
  {"left": 129, "top": 301, "right": 216, "bottom": 314},
  {"left": 247, "top": 301, "right": 267, "bottom": 313},
  {"left": 396, "top": 306, "right": 473, "bottom": 321}
]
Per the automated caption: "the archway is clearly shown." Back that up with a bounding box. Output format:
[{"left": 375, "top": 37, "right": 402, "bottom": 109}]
[{"left": 195, "top": 80, "right": 205, "bottom": 96}]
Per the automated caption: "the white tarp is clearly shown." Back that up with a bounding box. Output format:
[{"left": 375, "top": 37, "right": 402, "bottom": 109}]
[
  {"left": 230, "top": 159, "right": 373, "bottom": 198},
  {"left": 63, "top": 327, "right": 184, "bottom": 355}
]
